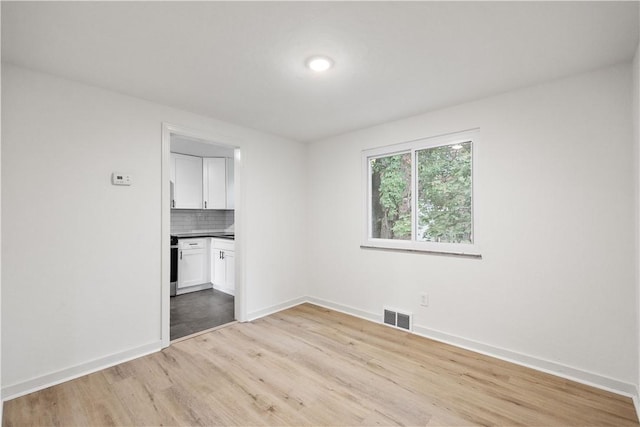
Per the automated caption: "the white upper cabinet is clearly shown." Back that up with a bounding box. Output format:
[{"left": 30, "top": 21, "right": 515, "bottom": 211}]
[
  {"left": 171, "top": 153, "right": 203, "bottom": 209},
  {"left": 226, "top": 157, "right": 235, "bottom": 209},
  {"left": 203, "top": 157, "right": 227, "bottom": 210},
  {"left": 171, "top": 153, "right": 233, "bottom": 210}
]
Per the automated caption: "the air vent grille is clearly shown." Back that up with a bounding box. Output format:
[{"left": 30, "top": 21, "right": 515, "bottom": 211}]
[
  {"left": 383, "top": 309, "right": 396, "bottom": 326},
  {"left": 397, "top": 313, "right": 411, "bottom": 330},
  {"left": 382, "top": 307, "right": 412, "bottom": 331}
]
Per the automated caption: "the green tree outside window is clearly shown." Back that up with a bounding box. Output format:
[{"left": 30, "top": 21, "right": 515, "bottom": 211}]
[{"left": 370, "top": 142, "right": 472, "bottom": 243}]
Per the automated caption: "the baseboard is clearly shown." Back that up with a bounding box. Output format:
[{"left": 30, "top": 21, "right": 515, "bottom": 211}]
[
  {"left": 212, "top": 283, "right": 234, "bottom": 296},
  {"left": 633, "top": 388, "right": 640, "bottom": 423},
  {"left": 176, "top": 282, "right": 212, "bottom": 295},
  {"left": 306, "top": 296, "right": 637, "bottom": 401},
  {"left": 3, "top": 298, "right": 638, "bottom": 418},
  {"left": 412, "top": 324, "right": 637, "bottom": 399},
  {"left": 306, "top": 296, "right": 380, "bottom": 323},
  {"left": 2, "top": 341, "right": 162, "bottom": 402},
  {"left": 246, "top": 296, "right": 307, "bottom": 321}
]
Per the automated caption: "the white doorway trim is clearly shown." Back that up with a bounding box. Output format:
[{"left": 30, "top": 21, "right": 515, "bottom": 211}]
[{"left": 161, "top": 122, "right": 246, "bottom": 348}]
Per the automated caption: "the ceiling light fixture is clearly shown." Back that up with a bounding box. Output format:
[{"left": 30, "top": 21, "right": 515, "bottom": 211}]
[{"left": 306, "top": 56, "right": 333, "bottom": 72}]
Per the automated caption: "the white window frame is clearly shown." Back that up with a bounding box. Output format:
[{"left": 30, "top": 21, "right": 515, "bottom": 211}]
[{"left": 361, "top": 129, "right": 480, "bottom": 257}]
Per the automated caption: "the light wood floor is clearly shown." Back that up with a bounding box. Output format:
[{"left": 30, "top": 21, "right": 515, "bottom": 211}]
[{"left": 3, "top": 303, "right": 639, "bottom": 426}]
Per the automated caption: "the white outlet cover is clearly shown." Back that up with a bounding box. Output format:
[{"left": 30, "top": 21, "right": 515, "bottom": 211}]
[{"left": 420, "top": 293, "right": 429, "bottom": 307}]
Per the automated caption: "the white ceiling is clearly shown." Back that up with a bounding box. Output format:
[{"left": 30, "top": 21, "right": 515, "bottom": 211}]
[{"left": 2, "top": 1, "right": 639, "bottom": 143}]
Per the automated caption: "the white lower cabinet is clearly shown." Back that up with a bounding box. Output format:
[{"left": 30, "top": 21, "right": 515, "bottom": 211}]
[
  {"left": 225, "top": 251, "right": 235, "bottom": 291},
  {"left": 211, "top": 238, "right": 235, "bottom": 295},
  {"left": 177, "top": 238, "right": 209, "bottom": 289}
]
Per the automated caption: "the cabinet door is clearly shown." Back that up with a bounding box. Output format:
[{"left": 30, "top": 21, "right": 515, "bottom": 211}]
[
  {"left": 170, "top": 155, "right": 176, "bottom": 207},
  {"left": 212, "top": 249, "right": 226, "bottom": 288},
  {"left": 212, "top": 248, "right": 234, "bottom": 295},
  {"left": 178, "top": 248, "right": 207, "bottom": 288},
  {"left": 224, "top": 250, "right": 235, "bottom": 295},
  {"left": 203, "top": 158, "right": 226, "bottom": 210},
  {"left": 173, "top": 153, "right": 203, "bottom": 209},
  {"left": 226, "top": 157, "right": 235, "bottom": 209}
]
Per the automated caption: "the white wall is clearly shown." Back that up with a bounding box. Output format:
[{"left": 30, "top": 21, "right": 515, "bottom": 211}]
[
  {"left": 0, "top": 5, "right": 4, "bottom": 419},
  {"left": 634, "top": 38, "right": 640, "bottom": 405},
  {"left": 1, "top": 57, "right": 636, "bottom": 412},
  {"left": 1, "top": 64, "right": 307, "bottom": 397},
  {"left": 307, "top": 63, "right": 636, "bottom": 392}
]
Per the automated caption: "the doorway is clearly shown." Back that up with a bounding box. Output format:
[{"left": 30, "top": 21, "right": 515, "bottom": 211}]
[{"left": 161, "top": 123, "right": 244, "bottom": 346}]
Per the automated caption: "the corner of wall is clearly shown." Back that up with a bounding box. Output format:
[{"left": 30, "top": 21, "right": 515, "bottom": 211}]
[
  {"left": 634, "top": 388, "right": 640, "bottom": 425},
  {"left": 302, "top": 142, "right": 312, "bottom": 300},
  {"left": 634, "top": 29, "right": 640, "bottom": 422},
  {"left": 1, "top": 3, "right": 4, "bottom": 420}
]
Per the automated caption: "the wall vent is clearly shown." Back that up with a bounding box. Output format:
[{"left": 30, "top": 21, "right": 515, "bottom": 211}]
[{"left": 383, "top": 307, "right": 413, "bottom": 331}]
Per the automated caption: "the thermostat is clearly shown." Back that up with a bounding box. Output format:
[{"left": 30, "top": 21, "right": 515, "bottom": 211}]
[{"left": 111, "top": 172, "right": 132, "bottom": 186}]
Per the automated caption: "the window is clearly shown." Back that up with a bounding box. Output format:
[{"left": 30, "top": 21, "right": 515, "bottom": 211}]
[{"left": 362, "top": 129, "right": 479, "bottom": 256}]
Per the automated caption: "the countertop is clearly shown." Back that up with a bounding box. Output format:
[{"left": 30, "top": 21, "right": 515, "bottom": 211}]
[{"left": 171, "top": 231, "right": 235, "bottom": 240}]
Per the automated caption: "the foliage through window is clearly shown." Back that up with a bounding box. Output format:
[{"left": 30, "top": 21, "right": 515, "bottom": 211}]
[
  {"left": 370, "top": 153, "right": 411, "bottom": 240},
  {"left": 363, "top": 130, "right": 478, "bottom": 255}
]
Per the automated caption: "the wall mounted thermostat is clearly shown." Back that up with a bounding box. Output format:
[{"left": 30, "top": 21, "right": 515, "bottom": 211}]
[{"left": 111, "top": 172, "right": 132, "bottom": 186}]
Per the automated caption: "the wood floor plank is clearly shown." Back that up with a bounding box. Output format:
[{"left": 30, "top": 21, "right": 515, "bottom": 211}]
[{"left": 3, "top": 303, "right": 638, "bottom": 426}]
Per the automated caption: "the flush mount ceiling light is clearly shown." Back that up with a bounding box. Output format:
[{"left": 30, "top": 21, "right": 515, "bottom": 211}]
[{"left": 306, "top": 56, "right": 333, "bottom": 72}]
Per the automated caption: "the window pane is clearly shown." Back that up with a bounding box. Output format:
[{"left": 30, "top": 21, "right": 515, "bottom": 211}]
[
  {"left": 370, "top": 153, "right": 411, "bottom": 240},
  {"left": 417, "top": 142, "right": 472, "bottom": 243}
]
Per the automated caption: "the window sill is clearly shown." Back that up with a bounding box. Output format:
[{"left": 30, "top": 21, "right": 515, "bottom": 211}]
[{"left": 360, "top": 244, "right": 482, "bottom": 259}]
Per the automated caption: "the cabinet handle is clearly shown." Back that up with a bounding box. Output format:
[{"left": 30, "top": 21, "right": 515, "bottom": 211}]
[
  {"left": 204, "top": 201, "right": 207, "bottom": 209},
  {"left": 221, "top": 251, "right": 225, "bottom": 260},
  {"left": 172, "top": 200, "right": 175, "bottom": 208},
  {"left": 179, "top": 250, "right": 182, "bottom": 260}
]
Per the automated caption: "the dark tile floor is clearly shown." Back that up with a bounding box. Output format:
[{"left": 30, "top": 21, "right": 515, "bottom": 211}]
[{"left": 170, "top": 288, "right": 235, "bottom": 340}]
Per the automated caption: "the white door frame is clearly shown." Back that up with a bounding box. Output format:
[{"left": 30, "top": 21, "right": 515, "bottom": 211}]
[{"left": 161, "top": 122, "right": 246, "bottom": 348}]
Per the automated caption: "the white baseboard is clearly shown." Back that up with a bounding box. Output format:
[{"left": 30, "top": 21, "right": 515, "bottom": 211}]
[
  {"left": 633, "top": 388, "right": 640, "bottom": 423},
  {"left": 2, "top": 296, "right": 305, "bottom": 403},
  {"left": 246, "top": 296, "right": 307, "bottom": 321},
  {"left": 412, "top": 324, "right": 637, "bottom": 399},
  {"left": 212, "top": 283, "right": 235, "bottom": 296},
  {"left": 2, "top": 341, "right": 162, "bottom": 402},
  {"left": 3, "top": 297, "right": 638, "bottom": 423},
  {"left": 306, "top": 296, "right": 380, "bottom": 323},
  {"left": 305, "top": 296, "right": 637, "bottom": 402},
  {"left": 176, "top": 282, "right": 212, "bottom": 295}
]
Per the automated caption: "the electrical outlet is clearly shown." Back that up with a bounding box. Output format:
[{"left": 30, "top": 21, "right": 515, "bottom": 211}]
[{"left": 420, "top": 293, "right": 429, "bottom": 307}]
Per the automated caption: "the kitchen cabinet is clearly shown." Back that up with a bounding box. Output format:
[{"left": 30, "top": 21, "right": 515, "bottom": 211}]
[
  {"left": 171, "top": 153, "right": 234, "bottom": 210},
  {"left": 170, "top": 153, "right": 203, "bottom": 209},
  {"left": 177, "top": 238, "right": 209, "bottom": 289},
  {"left": 226, "top": 158, "right": 235, "bottom": 209},
  {"left": 211, "top": 238, "right": 235, "bottom": 295},
  {"left": 203, "top": 157, "right": 226, "bottom": 210}
]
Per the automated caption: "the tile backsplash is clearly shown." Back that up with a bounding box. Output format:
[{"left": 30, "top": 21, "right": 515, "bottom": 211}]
[{"left": 171, "top": 209, "right": 235, "bottom": 233}]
